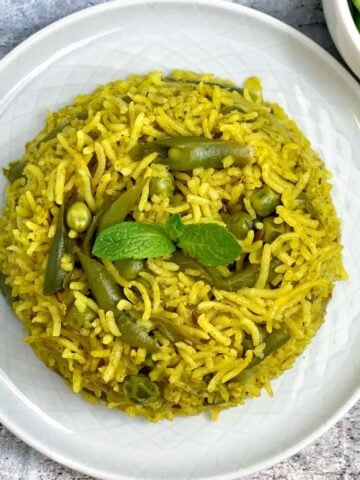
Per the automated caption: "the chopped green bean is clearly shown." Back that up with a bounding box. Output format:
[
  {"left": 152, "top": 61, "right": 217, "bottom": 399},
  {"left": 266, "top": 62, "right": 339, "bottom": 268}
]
[
  {"left": 170, "top": 250, "right": 205, "bottom": 272},
  {"left": 3, "top": 159, "right": 26, "bottom": 183},
  {"left": 164, "top": 76, "right": 244, "bottom": 94},
  {"left": 118, "top": 314, "right": 159, "bottom": 353},
  {"left": 123, "top": 374, "right": 160, "bottom": 405},
  {"left": 82, "top": 208, "right": 105, "bottom": 257},
  {"left": 152, "top": 316, "right": 197, "bottom": 343},
  {"left": 77, "top": 250, "right": 124, "bottom": 312},
  {"left": 43, "top": 205, "right": 72, "bottom": 295},
  {"left": 164, "top": 141, "right": 252, "bottom": 171},
  {"left": 37, "top": 111, "right": 88, "bottom": 145},
  {"left": 236, "top": 328, "right": 290, "bottom": 382},
  {"left": 76, "top": 251, "right": 159, "bottom": 352},
  {"left": 98, "top": 179, "right": 147, "bottom": 232},
  {"left": 206, "top": 263, "right": 259, "bottom": 291},
  {"left": 0, "top": 272, "right": 14, "bottom": 305},
  {"left": 171, "top": 251, "right": 260, "bottom": 291},
  {"left": 130, "top": 136, "right": 253, "bottom": 171},
  {"left": 262, "top": 216, "right": 285, "bottom": 243}
]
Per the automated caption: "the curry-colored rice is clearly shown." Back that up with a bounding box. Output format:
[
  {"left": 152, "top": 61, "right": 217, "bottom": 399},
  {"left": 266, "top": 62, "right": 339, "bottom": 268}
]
[{"left": 0, "top": 70, "right": 347, "bottom": 421}]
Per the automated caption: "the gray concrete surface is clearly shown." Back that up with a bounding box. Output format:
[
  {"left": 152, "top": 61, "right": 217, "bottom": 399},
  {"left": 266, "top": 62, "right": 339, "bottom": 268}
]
[{"left": 0, "top": 0, "right": 359, "bottom": 479}]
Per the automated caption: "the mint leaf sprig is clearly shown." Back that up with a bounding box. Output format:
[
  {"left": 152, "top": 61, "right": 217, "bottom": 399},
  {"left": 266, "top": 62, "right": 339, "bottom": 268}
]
[{"left": 92, "top": 214, "right": 241, "bottom": 266}]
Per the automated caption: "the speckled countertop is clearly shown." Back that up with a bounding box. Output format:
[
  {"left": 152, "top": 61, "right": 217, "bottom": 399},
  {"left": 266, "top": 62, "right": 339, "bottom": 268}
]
[{"left": 0, "top": 1, "right": 359, "bottom": 479}]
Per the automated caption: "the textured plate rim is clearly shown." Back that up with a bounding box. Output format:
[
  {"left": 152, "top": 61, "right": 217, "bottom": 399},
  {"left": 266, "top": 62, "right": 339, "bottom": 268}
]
[{"left": 0, "top": 1, "right": 359, "bottom": 479}]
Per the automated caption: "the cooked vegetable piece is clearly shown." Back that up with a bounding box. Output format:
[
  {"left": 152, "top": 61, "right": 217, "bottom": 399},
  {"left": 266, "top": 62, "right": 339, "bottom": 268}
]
[
  {"left": 221, "top": 101, "right": 267, "bottom": 115},
  {"left": 118, "top": 314, "right": 159, "bottom": 352},
  {"left": 236, "top": 328, "right": 290, "bottom": 382},
  {"left": 3, "top": 159, "right": 26, "bottom": 183},
  {"left": 170, "top": 250, "right": 205, "bottom": 272},
  {"left": 114, "top": 258, "right": 145, "bottom": 280},
  {"left": 226, "top": 211, "right": 253, "bottom": 239},
  {"left": 38, "top": 111, "right": 88, "bottom": 145},
  {"left": 43, "top": 205, "right": 72, "bottom": 295},
  {"left": 164, "top": 141, "right": 252, "bottom": 171},
  {"left": 206, "top": 263, "right": 259, "bottom": 291},
  {"left": 66, "top": 201, "right": 92, "bottom": 233},
  {"left": 164, "top": 76, "right": 244, "bottom": 94},
  {"left": 76, "top": 250, "right": 124, "bottom": 312},
  {"left": 268, "top": 257, "right": 282, "bottom": 282},
  {"left": 297, "top": 192, "right": 318, "bottom": 218},
  {"left": 98, "top": 179, "right": 146, "bottom": 232},
  {"left": 76, "top": 251, "right": 159, "bottom": 352},
  {"left": 262, "top": 216, "right": 285, "bottom": 243},
  {"left": 38, "top": 121, "right": 69, "bottom": 145},
  {"left": 149, "top": 173, "right": 175, "bottom": 197},
  {"left": 82, "top": 208, "right": 104, "bottom": 257},
  {"left": 152, "top": 316, "right": 197, "bottom": 343},
  {"left": 171, "top": 251, "right": 262, "bottom": 291},
  {"left": 123, "top": 374, "right": 160, "bottom": 405},
  {"left": 250, "top": 186, "right": 281, "bottom": 217},
  {"left": 66, "top": 304, "right": 97, "bottom": 330},
  {"left": 129, "top": 136, "right": 252, "bottom": 171},
  {"left": 0, "top": 272, "right": 14, "bottom": 305}
]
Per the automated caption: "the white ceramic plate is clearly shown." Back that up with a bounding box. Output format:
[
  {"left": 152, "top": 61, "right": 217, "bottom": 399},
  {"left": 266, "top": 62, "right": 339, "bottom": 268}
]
[{"left": 0, "top": 1, "right": 359, "bottom": 479}]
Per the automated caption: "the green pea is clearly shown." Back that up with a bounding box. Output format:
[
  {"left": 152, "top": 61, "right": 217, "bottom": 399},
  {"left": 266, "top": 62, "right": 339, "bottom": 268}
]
[
  {"left": 66, "top": 304, "right": 97, "bottom": 330},
  {"left": 250, "top": 186, "right": 281, "bottom": 217},
  {"left": 66, "top": 202, "right": 92, "bottom": 233},
  {"left": 123, "top": 374, "right": 160, "bottom": 405},
  {"left": 149, "top": 173, "right": 175, "bottom": 197},
  {"left": 226, "top": 211, "right": 253, "bottom": 239},
  {"left": 114, "top": 258, "right": 145, "bottom": 281},
  {"left": 262, "top": 216, "right": 285, "bottom": 243}
]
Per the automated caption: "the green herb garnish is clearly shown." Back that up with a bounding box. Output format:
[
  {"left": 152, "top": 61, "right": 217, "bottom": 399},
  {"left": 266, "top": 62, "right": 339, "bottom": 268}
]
[
  {"left": 92, "top": 214, "right": 241, "bottom": 266},
  {"left": 92, "top": 222, "right": 175, "bottom": 261},
  {"left": 177, "top": 223, "right": 241, "bottom": 266}
]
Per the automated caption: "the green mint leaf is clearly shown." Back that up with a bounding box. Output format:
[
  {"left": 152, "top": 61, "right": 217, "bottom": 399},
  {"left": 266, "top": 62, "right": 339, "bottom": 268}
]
[
  {"left": 162, "top": 214, "right": 185, "bottom": 242},
  {"left": 92, "top": 222, "right": 176, "bottom": 261},
  {"left": 177, "top": 223, "right": 242, "bottom": 266}
]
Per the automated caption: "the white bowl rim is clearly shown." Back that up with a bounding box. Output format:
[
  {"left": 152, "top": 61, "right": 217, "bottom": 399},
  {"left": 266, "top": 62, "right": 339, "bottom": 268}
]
[
  {"left": 336, "top": 0, "right": 360, "bottom": 53},
  {"left": 0, "top": 1, "right": 359, "bottom": 479}
]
